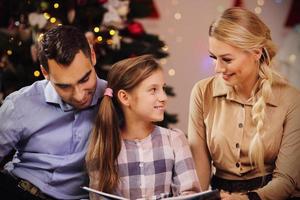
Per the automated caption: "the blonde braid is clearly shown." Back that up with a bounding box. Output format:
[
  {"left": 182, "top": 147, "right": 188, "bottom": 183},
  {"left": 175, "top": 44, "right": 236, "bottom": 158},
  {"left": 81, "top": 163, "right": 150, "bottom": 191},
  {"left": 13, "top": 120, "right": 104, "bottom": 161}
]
[{"left": 249, "top": 58, "right": 273, "bottom": 173}]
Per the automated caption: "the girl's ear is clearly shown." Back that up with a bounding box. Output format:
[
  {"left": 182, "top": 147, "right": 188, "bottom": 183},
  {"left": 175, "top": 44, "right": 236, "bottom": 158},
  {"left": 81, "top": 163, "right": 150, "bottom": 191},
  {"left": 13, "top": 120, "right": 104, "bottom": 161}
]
[{"left": 117, "top": 89, "right": 130, "bottom": 107}]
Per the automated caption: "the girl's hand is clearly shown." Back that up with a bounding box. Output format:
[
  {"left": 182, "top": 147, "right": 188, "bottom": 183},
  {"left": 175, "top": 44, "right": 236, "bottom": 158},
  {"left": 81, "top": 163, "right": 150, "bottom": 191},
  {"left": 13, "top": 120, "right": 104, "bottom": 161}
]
[{"left": 220, "top": 190, "right": 248, "bottom": 200}]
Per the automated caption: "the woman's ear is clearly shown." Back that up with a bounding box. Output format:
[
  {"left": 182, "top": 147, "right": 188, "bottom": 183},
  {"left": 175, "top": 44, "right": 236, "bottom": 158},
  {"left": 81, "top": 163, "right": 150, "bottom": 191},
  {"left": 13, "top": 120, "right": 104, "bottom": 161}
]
[
  {"left": 117, "top": 89, "right": 130, "bottom": 107},
  {"left": 253, "top": 48, "right": 262, "bottom": 61}
]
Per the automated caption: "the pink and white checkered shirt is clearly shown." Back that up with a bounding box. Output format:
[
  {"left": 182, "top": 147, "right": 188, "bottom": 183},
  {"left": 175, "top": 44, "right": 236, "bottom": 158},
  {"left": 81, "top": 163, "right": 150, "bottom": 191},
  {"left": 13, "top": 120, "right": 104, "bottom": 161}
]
[{"left": 115, "top": 126, "right": 200, "bottom": 199}]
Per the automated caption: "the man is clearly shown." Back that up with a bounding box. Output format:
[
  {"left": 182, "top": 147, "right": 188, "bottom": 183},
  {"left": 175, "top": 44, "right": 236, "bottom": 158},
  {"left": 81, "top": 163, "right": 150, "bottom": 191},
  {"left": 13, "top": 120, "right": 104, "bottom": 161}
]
[{"left": 0, "top": 25, "right": 106, "bottom": 199}]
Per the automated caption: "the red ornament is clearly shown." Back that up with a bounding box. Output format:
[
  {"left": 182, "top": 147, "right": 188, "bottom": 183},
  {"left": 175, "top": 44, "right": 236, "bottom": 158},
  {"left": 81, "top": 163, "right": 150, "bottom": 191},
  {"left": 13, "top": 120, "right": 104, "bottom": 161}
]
[
  {"left": 285, "top": 0, "right": 300, "bottom": 27},
  {"left": 97, "top": 0, "right": 108, "bottom": 4},
  {"left": 127, "top": 21, "right": 145, "bottom": 36},
  {"left": 233, "top": 0, "right": 244, "bottom": 7},
  {"left": 77, "top": 0, "right": 87, "bottom": 6}
]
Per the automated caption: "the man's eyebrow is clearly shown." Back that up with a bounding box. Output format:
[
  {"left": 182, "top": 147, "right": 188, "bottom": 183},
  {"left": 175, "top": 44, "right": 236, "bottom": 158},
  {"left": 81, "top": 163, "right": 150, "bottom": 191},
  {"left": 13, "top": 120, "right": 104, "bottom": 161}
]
[{"left": 54, "top": 70, "right": 92, "bottom": 87}]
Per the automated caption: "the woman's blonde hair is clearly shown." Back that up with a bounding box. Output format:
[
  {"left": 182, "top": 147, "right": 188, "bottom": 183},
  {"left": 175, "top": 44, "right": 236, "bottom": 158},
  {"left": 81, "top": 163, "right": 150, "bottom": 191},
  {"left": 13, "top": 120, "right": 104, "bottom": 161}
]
[
  {"left": 85, "top": 55, "right": 162, "bottom": 193},
  {"left": 209, "top": 7, "right": 284, "bottom": 174}
]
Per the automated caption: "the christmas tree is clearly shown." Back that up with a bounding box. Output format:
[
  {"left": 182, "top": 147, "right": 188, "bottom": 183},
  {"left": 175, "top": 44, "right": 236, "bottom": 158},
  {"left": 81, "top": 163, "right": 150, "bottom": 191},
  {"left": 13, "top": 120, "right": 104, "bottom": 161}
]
[{"left": 0, "top": 0, "right": 177, "bottom": 127}]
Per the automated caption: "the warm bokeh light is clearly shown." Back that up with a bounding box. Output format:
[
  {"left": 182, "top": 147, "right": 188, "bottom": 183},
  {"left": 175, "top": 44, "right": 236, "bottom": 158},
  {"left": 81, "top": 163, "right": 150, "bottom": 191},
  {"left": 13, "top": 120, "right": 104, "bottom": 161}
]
[
  {"left": 94, "top": 27, "right": 100, "bottom": 33},
  {"left": 255, "top": 6, "right": 262, "bottom": 14},
  {"left": 257, "top": 0, "right": 264, "bottom": 6},
  {"left": 109, "top": 30, "right": 116, "bottom": 35},
  {"left": 97, "top": 36, "right": 103, "bottom": 42},
  {"left": 160, "top": 58, "right": 167, "bottom": 65},
  {"left": 168, "top": 68, "right": 176, "bottom": 76},
  {"left": 54, "top": 3, "right": 59, "bottom": 9},
  {"left": 7, "top": 50, "right": 12, "bottom": 55},
  {"left": 34, "top": 70, "right": 41, "bottom": 77},
  {"left": 162, "top": 46, "right": 168, "bottom": 52},
  {"left": 43, "top": 12, "right": 50, "bottom": 19},
  {"left": 50, "top": 17, "right": 57, "bottom": 23},
  {"left": 174, "top": 12, "right": 182, "bottom": 20}
]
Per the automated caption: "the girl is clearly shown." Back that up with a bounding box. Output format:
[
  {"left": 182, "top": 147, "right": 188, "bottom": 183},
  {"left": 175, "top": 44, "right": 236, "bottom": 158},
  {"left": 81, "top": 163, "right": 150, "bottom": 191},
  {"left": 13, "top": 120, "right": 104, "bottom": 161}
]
[{"left": 87, "top": 55, "right": 200, "bottom": 199}]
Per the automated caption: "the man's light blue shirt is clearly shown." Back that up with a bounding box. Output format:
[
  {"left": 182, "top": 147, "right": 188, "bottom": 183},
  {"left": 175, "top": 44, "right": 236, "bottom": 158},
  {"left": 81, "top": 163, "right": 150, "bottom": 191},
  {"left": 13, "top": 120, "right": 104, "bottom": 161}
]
[{"left": 0, "top": 78, "right": 106, "bottom": 199}]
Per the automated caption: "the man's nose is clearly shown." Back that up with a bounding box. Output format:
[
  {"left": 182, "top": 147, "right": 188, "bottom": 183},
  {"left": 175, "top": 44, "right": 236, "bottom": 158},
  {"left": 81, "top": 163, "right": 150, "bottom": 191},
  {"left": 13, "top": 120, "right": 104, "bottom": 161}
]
[{"left": 73, "top": 85, "right": 85, "bottom": 102}]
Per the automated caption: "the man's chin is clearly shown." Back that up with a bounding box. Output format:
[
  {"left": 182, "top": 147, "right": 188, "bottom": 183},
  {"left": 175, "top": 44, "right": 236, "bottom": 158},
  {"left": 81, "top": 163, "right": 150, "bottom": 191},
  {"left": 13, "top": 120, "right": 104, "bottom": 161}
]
[{"left": 73, "top": 100, "right": 92, "bottom": 109}]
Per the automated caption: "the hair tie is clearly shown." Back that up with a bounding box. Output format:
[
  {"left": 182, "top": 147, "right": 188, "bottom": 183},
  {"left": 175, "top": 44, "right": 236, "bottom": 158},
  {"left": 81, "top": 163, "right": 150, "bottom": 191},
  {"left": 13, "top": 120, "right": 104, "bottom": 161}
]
[{"left": 104, "top": 88, "right": 113, "bottom": 97}]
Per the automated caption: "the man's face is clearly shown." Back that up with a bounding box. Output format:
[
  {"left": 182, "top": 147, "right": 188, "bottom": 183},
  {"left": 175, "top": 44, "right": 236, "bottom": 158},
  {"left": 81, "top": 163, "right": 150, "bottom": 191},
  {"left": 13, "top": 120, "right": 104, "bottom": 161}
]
[{"left": 42, "top": 50, "right": 97, "bottom": 109}]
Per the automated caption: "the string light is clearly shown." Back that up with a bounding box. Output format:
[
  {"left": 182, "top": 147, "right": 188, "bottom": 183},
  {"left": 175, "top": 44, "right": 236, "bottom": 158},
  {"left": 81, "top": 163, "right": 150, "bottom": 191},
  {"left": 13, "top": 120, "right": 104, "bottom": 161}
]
[
  {"left": 7, "top": 50, "right": 13, "bottom": 55},
  {"left": 37, "top": 33, "right": 44, "bottom": 42},
  {"left": 257, "top": 0, "right": 264, "bottom": 6},
  {"left": 160, "top": 58, "right": 167, "bottom": 65},
  {"left": 43, "top": 12, "right": 50, "bottom": 19},
  {"left": 34, "top": 70, "right": 40, "bottom": 77},
  {"left": 168, "top": 69, "right": 176, "bottom": 76},
  {"left": 109, "top": 29, "right": 116, "bottom": 36},
  {"left": 50, "top": 17, "right": 57, "bottom": 23},
  {"left": 174, "top": 12, "right": 182, "bottom": 20},
  {"left": 162, "top": 45, "right": 168, "bottom": 52},
  {"left": 254, "top": 0, "right": 265, "bottom": 14},
  {"left": 53, "top": 3, "right": 59, "bottom": 9},
  {"left": 288, "top": 54, "right": 296, "bottom": 64},
  {"left": 217, "top": 5, "right": 224, "bottom": 13},
  {"left": 254, "top": 6, "right": 262, "bottom": 14},
  {"left": 40, "top": 1, "right": 49, "bottom": 10},
  {"left": 94, "top": 27, "right": 100, "bottom": 33},
  {"left": 97, "top": 36, "right": 103, "bottom": 42}
]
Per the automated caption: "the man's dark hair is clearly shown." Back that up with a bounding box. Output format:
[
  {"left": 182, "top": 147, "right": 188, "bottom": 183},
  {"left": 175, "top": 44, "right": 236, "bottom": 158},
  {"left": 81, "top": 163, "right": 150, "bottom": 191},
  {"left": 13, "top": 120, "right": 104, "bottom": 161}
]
[{"left": 38, "top": 25, "right": 91, "bottom": 72}]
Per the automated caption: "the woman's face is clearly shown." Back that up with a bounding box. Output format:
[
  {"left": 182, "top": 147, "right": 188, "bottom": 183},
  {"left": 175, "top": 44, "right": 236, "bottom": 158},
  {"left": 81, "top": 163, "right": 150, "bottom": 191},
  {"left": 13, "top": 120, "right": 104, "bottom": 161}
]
[{"left": 209, "top": 37, "right": 260, "bottom": 88}]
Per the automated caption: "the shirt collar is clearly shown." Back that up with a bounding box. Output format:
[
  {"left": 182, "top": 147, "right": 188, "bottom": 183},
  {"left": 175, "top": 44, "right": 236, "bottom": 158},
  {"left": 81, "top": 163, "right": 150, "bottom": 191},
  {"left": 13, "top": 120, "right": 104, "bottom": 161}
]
[
  {"left": 212, "top": 75, "right": 279, "bottom": 106},
  {"left": 44, "top": 77, "right": 106, "bottom": 111}
]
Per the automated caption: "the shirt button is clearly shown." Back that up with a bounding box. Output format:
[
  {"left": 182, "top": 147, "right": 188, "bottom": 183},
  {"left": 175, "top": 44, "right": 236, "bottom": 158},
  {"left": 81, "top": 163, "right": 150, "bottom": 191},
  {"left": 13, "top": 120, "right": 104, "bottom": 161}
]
[
  {"left": 236, "top": 143, "right": 240, "bottom": 148},
  {"left": 238, "top": 123, "right": 243, "bottom": 128},
  {"left": 236, "top": 162, "right": 240, "bottom": 168}
]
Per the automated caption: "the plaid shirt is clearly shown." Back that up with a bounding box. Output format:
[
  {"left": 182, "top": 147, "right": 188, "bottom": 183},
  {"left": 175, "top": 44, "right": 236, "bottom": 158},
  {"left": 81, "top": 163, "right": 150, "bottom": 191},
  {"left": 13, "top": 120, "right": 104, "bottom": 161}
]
[{"left": 115, "top": 126, "right": 200, "bottom": 199}]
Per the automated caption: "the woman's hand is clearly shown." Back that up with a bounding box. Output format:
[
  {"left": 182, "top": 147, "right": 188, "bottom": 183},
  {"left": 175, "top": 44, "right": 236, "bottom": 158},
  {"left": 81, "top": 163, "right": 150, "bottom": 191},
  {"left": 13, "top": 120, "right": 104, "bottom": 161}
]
[{"left": 220, "top": 191, "right": 249, "bottom": 200}]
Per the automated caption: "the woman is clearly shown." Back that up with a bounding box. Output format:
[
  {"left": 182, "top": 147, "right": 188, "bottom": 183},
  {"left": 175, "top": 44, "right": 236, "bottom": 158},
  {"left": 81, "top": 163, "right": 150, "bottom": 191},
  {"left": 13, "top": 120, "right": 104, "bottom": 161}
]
[{"left": 188, "top": 7, "right": 300, "bottom": 200}]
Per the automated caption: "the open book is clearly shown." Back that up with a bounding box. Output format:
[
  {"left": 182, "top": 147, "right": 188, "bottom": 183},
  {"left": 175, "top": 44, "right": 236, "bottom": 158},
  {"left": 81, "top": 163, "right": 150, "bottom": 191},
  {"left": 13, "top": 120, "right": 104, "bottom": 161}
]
[{"left": 82, "top": 186, "right": 220, "bottom": 200}]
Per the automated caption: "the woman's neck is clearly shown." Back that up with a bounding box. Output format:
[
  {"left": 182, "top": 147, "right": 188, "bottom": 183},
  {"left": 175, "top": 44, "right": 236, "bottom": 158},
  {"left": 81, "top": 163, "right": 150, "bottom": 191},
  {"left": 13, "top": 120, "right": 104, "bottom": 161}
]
[
  {"left": 234, "top": 75, "right": 260, "bottom": 101},
  {"left": 121, "top": 119, "right": 154, "bottom": 140}
]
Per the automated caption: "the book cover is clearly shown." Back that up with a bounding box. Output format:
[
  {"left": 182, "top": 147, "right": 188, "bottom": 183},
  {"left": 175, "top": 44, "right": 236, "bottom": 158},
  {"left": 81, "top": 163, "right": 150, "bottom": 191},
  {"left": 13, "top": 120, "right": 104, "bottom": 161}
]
[{"left": 82, "top": 186, "right": 220, "bottom": 200}]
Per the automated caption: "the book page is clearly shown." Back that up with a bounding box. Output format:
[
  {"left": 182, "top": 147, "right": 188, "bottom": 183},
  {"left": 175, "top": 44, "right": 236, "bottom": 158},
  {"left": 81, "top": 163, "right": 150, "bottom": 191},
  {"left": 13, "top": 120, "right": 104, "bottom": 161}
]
[{"left": 82, "top": 186, "right": 220, "bottom": 200}]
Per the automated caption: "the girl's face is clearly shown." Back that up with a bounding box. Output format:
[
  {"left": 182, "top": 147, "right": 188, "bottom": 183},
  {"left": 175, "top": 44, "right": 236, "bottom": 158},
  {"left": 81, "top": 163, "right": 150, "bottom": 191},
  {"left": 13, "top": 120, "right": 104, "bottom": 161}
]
[
  {"left": 126, "top": 69, "right": 167, "bottom": 123},
  {"left": 209, "top": 37, "right": 260, "bottom": 89}
]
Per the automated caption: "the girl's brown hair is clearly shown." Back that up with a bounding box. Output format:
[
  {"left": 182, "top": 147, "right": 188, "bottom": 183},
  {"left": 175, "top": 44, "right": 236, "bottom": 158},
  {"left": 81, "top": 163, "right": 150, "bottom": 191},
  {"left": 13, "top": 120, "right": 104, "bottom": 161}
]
[{"left": 86, "top": 54, "right": 162, "bottom": 193}]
